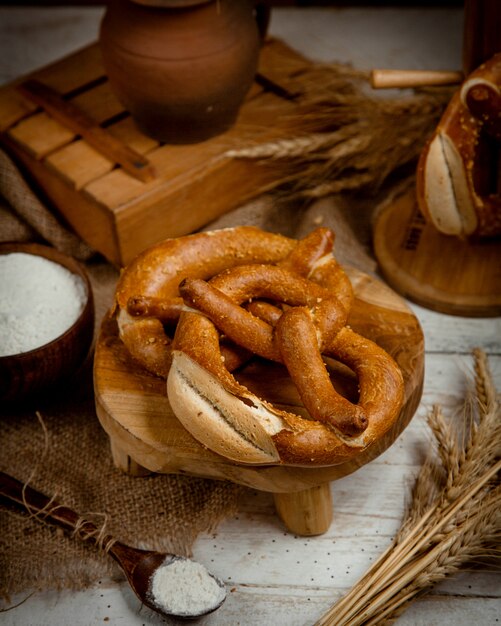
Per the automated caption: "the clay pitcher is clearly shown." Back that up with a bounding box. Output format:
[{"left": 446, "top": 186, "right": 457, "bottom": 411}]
[{"left": 100, "top": 0, "right": 270, "bottom": 144}]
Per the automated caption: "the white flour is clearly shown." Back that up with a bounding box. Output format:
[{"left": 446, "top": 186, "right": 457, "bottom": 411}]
[
  {"left": 0, "top": 252, "right": 87, "bottom": 357},
  {"left": 149, "top": 557, "right": 226, "bottom": 616}
]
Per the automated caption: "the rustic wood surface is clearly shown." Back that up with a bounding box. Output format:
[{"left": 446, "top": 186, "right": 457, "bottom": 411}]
[{"left": 2, "top": 5, "right": 500, "bottom": 626}]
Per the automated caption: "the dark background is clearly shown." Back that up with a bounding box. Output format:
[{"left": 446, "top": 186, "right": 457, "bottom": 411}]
[{"left": 0, "top": 1, "right": 465, "bottom": 6}]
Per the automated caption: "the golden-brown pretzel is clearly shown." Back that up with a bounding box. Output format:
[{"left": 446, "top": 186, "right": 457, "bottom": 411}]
[
  {"left": 178, "top": 265, "right": 349, "bottom": 362},
  {"left": 168, "top": 263, "right": 404, "bottom": 467},
  {"left": 114, "top": 225, "right": 403, "bottom": 467},
  {"left": 114, "top": 226, "right": 353, "bottom": 378},
  {"left": 416, "top": 52, "right": 501, "bottom": 237},
  {"left": 178, "top": 267, "right": 367, "bottom": 434}
]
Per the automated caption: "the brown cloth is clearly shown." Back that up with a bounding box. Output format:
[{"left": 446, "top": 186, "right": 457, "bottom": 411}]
[{"left": 0, "top": 148, "right": 94, "bottom": 262}]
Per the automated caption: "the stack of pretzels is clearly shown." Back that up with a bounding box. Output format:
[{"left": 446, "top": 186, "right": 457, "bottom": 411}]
[{"left": 114, "top": 226, "right": 404, "bottom": 467}]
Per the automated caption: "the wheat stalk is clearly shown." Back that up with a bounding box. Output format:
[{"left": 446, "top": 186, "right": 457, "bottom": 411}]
[
  {"left": 315, "top": 349, "right": 501, "bottom": 626},
  {"left": 224, "top": 63, "right": 451, "bottom": 199},
  {"left": 224, "top": 132, "right": 343, "bottom": 160}
]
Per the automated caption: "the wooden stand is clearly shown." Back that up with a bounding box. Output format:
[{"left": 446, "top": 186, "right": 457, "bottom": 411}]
[
  {"left": 373, "top": 188, "right": 501, "bottom": 317},
  {"left": 94, "top": 267, "right": 424, "bottom": 536}
]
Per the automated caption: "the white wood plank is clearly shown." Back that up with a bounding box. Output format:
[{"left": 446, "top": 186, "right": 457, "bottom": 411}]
[
  {"left": 410, "top": 303, "right": 501, "bottom": 355},
  {"left": 6, "top": 577, "right": 499, "bottom": 626}
]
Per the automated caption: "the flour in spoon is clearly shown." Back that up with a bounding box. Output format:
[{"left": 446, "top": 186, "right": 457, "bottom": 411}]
[
  {"left": 0, "top": 253, "right": 87, "bottom": 356},
  {"left": 149, "top": 558, "right": 226, "bottom": 616}
]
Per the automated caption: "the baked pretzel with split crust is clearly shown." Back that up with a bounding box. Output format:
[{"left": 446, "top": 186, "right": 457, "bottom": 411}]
[
  {"left": 114, "top": 226, "right": 404, "bottom": 467},
  {"left": 114, "top": 226, "right": 352, "bottom": 378},
  {"left": 417, "top": 52, "right": 501, "bottom": 237},
  {"left": 170, "top": 273, "right": 404, "bottom": 466},
  {"left": 168, "top": 230, "right": 404, "bottom": 467}
]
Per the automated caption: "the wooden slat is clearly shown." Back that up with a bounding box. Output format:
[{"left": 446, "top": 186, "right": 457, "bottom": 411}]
[
  {"left": 83, "top": 91, "right": 298, "bottom": 209},
  {"left": 30, "top": 44, "right": 104, "bottom": 95},
  {"left": 108, "top": 116, "right": 159, "bottom": 152},
  {"left": 7, "top": 80, "right": 126, "bottom": 159},
  {"left": 84, "top": 142, "right": 226, "bottom": 209},
  {"left": 258, "top": 37, "right": 313, "bottom": 81},
  {"left": 46, "top": 117, "right": 159, "bottom": 189},
  {"left": 0, "top": 89, "right": 37, "bottom": 132},
  {"left": 18, "top": 79, "right": 155, "bottom": 182},
  {"left": 45, "top": 140, "right": 114, "bottom": 190},
  {"left": 7, "top": 112, "right": 74, "bottom": 158},
  {"left": 70, "top": 81, "right": 125, "bottom": 125},
  {"left": 0, "top": 44, "right": 104, "bottom": 131}
]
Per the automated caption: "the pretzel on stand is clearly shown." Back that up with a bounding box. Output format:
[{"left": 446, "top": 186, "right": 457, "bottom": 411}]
[
  {"left": 115, "top": 227, "right": 298, "bottom": 378},
  {"left": 114, "top": 226, "right": 353, "bottom": 378},
  {"left": 114, "top": 226, "right": 404, "bottom": 467},
  {"left": 170, "top": 268, "right": 403, "bottom": 466},
  {"left": 416, "top": 52, "right": 501, "bottom": 238}
]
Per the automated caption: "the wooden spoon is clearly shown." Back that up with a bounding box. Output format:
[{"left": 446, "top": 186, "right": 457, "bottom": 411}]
[{"left": 0, "top": 471, "right": 227, "bottom": 620}]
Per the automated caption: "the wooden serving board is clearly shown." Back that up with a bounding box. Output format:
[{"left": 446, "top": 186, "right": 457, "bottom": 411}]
[
  {"left": 0, "top": 37, "right": 315, "bottom": 267},
  {"left": 373, "top": 188, "right": 501, "bottom": 317},
  {"left": 94, "top": 267, "right": 424, "bottom": 535}
]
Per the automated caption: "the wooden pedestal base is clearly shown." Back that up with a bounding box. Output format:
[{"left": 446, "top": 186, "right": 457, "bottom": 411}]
[
  {"left": 373, "top": 188, "right": 501, "bottom": 317},
  {"left": 94, "top": 267, "right": 424, "bottom": 536},
  {"left": 274, "top": 485, "right": 333, "bottom": 536}
]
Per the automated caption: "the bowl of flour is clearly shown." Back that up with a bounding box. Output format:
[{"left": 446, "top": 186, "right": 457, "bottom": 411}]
[{"left": 0, "top": 242, "right": 94, "bottom": 403}]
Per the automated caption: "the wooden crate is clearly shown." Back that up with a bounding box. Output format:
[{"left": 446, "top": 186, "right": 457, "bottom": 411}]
[{"left": 0, "top": 38, "right": 312, "bottom": 267}]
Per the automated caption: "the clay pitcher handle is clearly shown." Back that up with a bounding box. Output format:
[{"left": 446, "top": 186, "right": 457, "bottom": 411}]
[{"left": 255, "top": 1, "right": 271, "bottom": 42}]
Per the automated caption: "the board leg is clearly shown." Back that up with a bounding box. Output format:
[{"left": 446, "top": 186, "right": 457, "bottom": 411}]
[
  {"left": 109, "top": 439, "right": 151, "bottom": 476},
  {"left": 273, "top": 483, "right": 333, "bottom": 536}
]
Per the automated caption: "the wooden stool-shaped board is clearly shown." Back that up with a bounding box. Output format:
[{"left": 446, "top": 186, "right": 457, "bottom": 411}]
[
  {"left": 94, "top": 268, "right": 424, "bottom": 535},
  {"left": 373, "top": 187, "right": 501, "bottom": 317}
]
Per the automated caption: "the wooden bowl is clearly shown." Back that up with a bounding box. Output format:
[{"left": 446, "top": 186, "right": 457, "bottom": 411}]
[{"left": 0, "top": 242, "right": 95, "bottom": 404}]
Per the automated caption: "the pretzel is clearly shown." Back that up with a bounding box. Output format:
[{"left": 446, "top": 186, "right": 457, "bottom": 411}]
[
  {"left": 114, "top": 226, "right": 353, "bottom": 378},
  {"left": 416, "top": 52, "right": 501, "bottom": 237},
  {"left": 168, "top": 264, "right": 404, "bottom": 467},
  {"left": 178, "top": 265, "right": 349, "bottom": 362},
  {"left": 114, "top": 225, "right": 403, "bottom": 466}
]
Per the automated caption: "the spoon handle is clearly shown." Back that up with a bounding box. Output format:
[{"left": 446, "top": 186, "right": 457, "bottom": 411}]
[{"left": 0, "top": 470, "right": 113, "bottom": 548}]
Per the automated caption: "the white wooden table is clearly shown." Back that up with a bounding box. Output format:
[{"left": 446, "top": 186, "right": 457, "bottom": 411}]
[{"left": 1, "top": 5, "right": 500, "bottom": 625}]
